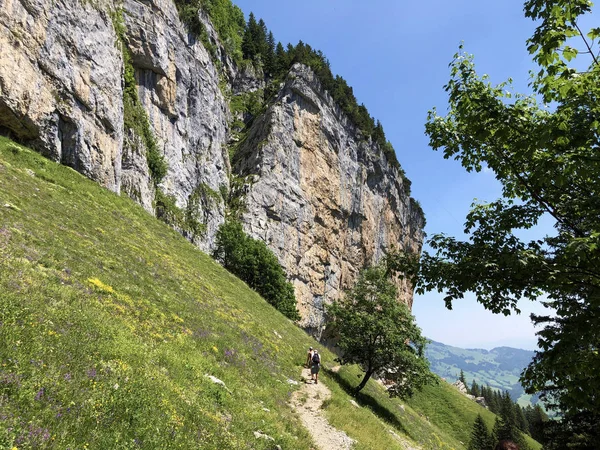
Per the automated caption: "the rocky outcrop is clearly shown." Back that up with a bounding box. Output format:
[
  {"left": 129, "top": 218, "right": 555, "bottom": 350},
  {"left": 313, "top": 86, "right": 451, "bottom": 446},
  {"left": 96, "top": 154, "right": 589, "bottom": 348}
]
[
  {"left": 452, "top": 380, "right": 469, "bottom": 395},
  {"left": 0, "top": 0, "right": 123, "bottom": 190},
  {"left": 0, "top": 0, "right": 231, "bottom": 250},
  {"left": 234, "top": 64, "right": 425, "bottom": 336},
  {"left": 0, "top": 1, "right": 424, "bottom": 333}
]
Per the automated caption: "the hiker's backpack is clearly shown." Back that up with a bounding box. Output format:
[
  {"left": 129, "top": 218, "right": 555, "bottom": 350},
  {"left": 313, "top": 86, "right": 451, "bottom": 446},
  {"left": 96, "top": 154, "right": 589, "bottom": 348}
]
[{"left": 312, "top": 352, "right": 320, "bottom": 364}]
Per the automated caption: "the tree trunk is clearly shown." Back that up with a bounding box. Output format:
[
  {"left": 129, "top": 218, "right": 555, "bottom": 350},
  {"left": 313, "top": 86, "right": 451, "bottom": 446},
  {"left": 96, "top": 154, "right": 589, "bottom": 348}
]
[{"left": 355, "top": 369, "right": 374, "bottom": 394}]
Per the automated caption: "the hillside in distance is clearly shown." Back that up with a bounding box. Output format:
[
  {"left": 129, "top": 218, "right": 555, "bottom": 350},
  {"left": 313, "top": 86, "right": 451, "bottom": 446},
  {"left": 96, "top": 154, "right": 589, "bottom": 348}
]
[{"left": 425, "top": 340, "right": 539, "bottom": 406}]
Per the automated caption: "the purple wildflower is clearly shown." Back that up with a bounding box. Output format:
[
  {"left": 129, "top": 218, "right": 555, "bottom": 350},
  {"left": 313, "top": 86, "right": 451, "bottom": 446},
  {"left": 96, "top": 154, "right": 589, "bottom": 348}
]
[{"left": 35, "top": 387, "right": 44, "bottom": 401}]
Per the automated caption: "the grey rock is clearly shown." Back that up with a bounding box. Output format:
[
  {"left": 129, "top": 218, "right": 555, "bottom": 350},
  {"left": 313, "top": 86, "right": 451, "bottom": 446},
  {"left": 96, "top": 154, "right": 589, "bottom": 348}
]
[
  {"left": 452, "top": 380, "right": 468, "bottom": 395},
  {"left": 253, "top": 430, "right": 275, "bottom": 441},
  {"left": 0, "top": 0, "right": 124, "bottom": 190},
  {"left": 122, "top": 0, "right": 229, "bottom": 251},
  {"left": 234, "top": 64, "right": 425, "bottom": 337}
]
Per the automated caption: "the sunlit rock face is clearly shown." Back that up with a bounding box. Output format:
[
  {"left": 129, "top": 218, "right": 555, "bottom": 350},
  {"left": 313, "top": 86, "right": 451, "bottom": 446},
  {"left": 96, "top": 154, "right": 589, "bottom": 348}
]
[
  {"left": 234, "top": 64, "right": 425, "bottom": 337},
  {"left": 0, "top": 2, "right": 424, "bottom": 336},
  {"left": 0, "top": 0, "right": 124, "bottom": 191}
]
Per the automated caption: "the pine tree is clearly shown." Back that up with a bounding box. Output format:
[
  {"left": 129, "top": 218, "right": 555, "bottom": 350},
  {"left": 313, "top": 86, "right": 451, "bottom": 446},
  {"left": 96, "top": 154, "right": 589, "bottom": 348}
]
[
  {"left": 264, "top": 31, "right": 276, "bottom": 75},
  {"left": 470, "top": 380, "right": 480, "bottom": 397},
  {"left": 486, "top": 387, "right": 499, "bottom": 414},
  {"left": 515, "top": 404, "right": 529, "bottom": 434},
  {"left": 468, "top": 414, "right": 493, "bottom": 450},
  {"left": 241, "top": 12, "right": 258, "bottom": 60},
  {"left": 373, "top": 120, "right": 386, "bottom": 146},
  {"left": 459, "top": 369, "right": 467, "bottom": 385},
  {"left": 274, "top": 42, "right": 287, "bottom": 76},
  {"left": 492, "top": 391, "right": 525, "bottom": 448},
  {"left": 256, "top": 18, "right": 268, "bottom": 60},
  {"left": 525, "top": 404, "right": 548, "bottom": 444}
]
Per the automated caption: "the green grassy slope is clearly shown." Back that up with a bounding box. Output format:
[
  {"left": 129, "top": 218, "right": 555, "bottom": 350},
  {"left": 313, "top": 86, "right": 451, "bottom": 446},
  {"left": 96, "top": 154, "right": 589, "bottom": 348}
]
[{"left": 0, "top": 137, "right": 540, "bottom": 449}]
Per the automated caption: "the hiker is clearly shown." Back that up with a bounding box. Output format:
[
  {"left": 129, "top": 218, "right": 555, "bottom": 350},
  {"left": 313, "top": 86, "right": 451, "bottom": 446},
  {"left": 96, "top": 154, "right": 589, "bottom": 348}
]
[
  {"left": 305, "top": 346, "right": 314, "bottom": 368},
  {"left": 311, "top": 349, "right": 321, "bottom": 384},
  {"left": 495, "top": 441, "right": 519, "bottom": 450}
]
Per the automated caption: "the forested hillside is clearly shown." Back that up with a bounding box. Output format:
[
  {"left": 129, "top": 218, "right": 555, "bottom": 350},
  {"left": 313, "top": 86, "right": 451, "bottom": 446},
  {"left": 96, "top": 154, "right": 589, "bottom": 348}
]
[{"left": 425, "top": 341, "right": 537, "bottom": 406}]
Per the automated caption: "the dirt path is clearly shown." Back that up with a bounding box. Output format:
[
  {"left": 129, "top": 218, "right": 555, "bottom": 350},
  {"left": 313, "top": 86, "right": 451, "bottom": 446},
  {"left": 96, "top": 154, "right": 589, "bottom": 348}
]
[{"left": 290, "top": 367, "right": 356, "bottom": 450}]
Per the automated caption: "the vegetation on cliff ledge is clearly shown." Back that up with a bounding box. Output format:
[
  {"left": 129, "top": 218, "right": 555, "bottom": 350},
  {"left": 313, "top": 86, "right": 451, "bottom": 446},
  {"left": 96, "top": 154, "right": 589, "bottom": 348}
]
[
  {"left": 212, "top": 220, "right": 300, "bottom": 321},
  {"left": 112, "top": 10, "right": 167, "bottom": 187}
]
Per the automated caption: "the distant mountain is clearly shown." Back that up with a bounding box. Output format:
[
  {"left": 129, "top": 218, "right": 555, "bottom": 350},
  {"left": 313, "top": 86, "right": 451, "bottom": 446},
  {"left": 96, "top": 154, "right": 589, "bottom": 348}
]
[{"left": 425, "top": 340, "right": 539, "bottom": 406}]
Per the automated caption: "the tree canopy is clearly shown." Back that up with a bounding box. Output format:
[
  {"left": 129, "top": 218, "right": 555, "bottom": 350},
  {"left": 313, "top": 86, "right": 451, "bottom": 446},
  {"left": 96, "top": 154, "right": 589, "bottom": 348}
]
[
  {"left": 468, "top": 414, "right": 494, "bottom": 450},
  {"left": 419, "top": 0, "right": 600, "bottom": 445},
  {"left": 326, "top": 265, "right": 436, "bottom": 396}
]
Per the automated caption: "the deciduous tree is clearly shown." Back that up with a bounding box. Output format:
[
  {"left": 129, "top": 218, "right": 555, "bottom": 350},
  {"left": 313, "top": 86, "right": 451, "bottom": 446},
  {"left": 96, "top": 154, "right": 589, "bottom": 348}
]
[
  {"left": 327, "top": 265, "right": 436, "bottom": 395},
  {"left": 419, "top": 0, "right": 600, "bottom": 444}
]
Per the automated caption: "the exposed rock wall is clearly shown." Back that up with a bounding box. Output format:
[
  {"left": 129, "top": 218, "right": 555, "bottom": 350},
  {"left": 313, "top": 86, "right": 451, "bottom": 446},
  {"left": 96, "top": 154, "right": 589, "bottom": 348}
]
[
  {"left": 234, "top": 65, "right": 425, "bottom": 336},
  {"left": 0, "top": 0, "right": 231, "bottom": 250},
  {"left": 0, "top": 1, "right": 424, "bottom": 334},
  {"left": 121, "top": 0, "right": 230, "bottom": 250},
  {"left": 0, "top": 0, "right": 123, "bottom": 190}
]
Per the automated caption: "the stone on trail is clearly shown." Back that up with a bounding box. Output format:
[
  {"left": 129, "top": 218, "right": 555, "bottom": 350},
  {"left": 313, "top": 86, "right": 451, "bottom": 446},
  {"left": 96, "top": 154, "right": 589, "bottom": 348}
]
[{"left": 253, "top": 430, "right": 275, "bottom": 441}]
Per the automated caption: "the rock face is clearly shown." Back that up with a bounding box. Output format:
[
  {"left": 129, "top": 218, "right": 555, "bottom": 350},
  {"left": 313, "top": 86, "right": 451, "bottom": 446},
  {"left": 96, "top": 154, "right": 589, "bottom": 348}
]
[
  {"left": 0, "top": 0, "right": 123, "bottom": 191},
  {"left": 0, "top": 0, "right": 425, "bottom": 334},
  {"left": 0, "top": 0, "right": 230, "bottom": 250},
  {"left": 121, "top": 0, "right": 230, "bottom": 250},
  {"left": 234, "top": 65, "right": 425, "bottom": 336},
  {"left": 452, "top": 380, "right": 469, "bottom": 395}
]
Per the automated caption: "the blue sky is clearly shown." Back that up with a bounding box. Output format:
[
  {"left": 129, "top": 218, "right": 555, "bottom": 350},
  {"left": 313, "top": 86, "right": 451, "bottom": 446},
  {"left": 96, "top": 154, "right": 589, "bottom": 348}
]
[{"left": 232, "top": 0, "right": 557, "bottom": 350}]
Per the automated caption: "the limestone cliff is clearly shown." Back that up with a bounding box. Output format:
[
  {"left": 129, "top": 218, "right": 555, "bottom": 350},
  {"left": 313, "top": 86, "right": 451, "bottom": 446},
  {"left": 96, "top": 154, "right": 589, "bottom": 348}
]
[
  {"left": 0, "top": 0, "right": 424, "bottom": 334},
  {"left": 0, "top": 0, "right": 231, "bottom": 251},
  {"left": 234, "top": 65, "right": 424, "bottom": 336}
]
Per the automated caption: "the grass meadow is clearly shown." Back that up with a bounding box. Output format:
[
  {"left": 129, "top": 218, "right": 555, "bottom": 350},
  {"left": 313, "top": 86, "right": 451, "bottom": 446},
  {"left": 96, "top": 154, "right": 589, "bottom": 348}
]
[{"left": 0, "top": 137, "right": 540, "bottom": 449}]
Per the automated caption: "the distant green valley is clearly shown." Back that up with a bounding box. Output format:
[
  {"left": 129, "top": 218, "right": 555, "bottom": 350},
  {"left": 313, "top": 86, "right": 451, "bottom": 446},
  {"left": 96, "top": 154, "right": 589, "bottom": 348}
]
[{"left": 425, "top": 341, "right": 539, "bottom": 407}]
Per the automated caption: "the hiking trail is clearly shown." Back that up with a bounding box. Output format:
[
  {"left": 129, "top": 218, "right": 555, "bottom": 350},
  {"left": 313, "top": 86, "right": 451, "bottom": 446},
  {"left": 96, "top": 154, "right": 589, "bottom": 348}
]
[
  {"left": 290, "top": 367, "right": 356, "bottom": 450},
  {"left": 291, "top": 366, "right": 423, "bottom": 450}
]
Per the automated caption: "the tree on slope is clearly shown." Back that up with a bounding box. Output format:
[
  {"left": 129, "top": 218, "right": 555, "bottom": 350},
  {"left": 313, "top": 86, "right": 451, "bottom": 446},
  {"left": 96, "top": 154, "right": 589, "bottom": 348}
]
[
  {"left": 212, "top": 220, "right": 300, "bottom": 320},
  {"left": 524, "top": 404, "right": 548, "bottom": 444},
  {"left": 417, "top": 0, "right": 600, "bottom": 444},
  {"left": 468, "top": 414, "right": 494, "bottom": 450},
  {"left": 470, "top": 379, "right": 480, "bottom": 397},
  {"left": 493, "top": 392, "right": 523, "bottom": 445},
  {"left": 326, "top": 265, "right": 436, "bottom": 395}
]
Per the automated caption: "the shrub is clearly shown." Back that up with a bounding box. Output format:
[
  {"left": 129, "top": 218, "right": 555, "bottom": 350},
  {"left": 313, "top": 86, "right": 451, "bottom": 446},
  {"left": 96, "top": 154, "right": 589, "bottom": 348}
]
[{"left": 213, "top": 220, "right": 299, "bottom": 320}]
